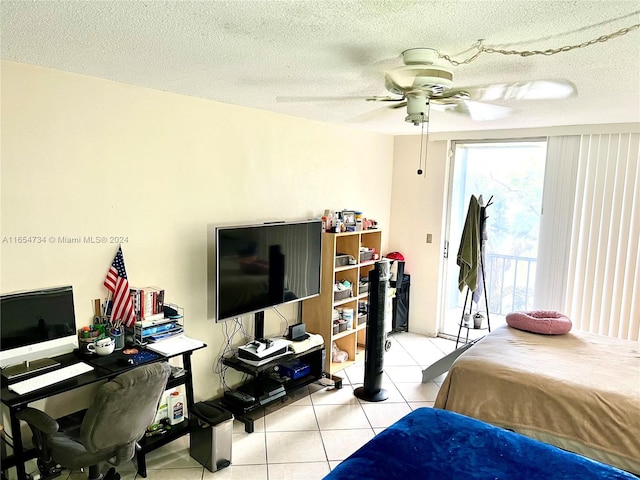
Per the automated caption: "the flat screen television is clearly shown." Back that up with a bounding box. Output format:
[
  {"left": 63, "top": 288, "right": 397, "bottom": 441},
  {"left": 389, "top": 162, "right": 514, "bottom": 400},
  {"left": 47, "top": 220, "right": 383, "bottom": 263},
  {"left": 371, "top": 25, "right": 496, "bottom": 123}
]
[
  {"left": 215, "top": 220, "right": 322, "bottom": 322},
  {"left": 0, "top": 285, "right": 78, "bottom": 377}
]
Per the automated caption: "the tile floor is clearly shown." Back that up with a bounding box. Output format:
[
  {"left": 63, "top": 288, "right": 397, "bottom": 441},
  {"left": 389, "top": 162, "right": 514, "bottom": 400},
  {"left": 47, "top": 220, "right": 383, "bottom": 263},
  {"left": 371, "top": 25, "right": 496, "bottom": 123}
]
[{"left": 33, "top": 332, "right": 457, "bottom": 480}]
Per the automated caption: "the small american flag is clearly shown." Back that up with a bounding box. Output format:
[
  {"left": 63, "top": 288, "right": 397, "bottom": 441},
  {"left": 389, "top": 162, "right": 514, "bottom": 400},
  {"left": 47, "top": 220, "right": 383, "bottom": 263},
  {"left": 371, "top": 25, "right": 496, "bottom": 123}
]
[{"left": 104, "top": 246, "right": 136, "bottom": 328}]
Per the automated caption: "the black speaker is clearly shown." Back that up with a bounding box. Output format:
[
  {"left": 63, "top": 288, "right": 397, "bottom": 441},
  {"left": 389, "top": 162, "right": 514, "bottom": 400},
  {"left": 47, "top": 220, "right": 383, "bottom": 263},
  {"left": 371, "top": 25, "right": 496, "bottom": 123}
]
[
  {"left": 355, "top": 259, "right": 390, "bottom": 402},
  {"left": 389, "top": 261, "right": 410, "bottom": 332},
  {"left": 392, "top": 281, "right": 410, "bottom": 331}
]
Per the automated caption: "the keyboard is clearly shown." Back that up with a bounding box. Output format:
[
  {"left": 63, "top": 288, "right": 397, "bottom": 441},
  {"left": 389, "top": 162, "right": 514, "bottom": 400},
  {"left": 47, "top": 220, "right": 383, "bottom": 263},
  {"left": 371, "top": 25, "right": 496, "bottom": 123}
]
[{"left": 8, "top": 362, "right": 95, "bottom": 395}]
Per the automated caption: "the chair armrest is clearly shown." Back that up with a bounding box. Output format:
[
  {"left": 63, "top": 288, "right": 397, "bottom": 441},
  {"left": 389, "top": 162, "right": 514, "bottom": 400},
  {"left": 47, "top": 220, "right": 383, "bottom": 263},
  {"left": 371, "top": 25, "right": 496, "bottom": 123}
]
[{"left": 16, "top": 407, "right": 59, "bottom": 435}]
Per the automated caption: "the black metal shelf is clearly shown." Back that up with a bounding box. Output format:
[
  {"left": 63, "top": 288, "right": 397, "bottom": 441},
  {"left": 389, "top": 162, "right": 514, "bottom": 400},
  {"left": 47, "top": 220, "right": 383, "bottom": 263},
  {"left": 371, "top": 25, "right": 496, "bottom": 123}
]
[
  {"left": 138, "top": 417, "right": 190, "bottom": 453},
  {"left": 220, "top": 344, "right": 325, "bottom": 433},
  {"left": 221, "top": 344, "right": 323, "bottom": 375}
]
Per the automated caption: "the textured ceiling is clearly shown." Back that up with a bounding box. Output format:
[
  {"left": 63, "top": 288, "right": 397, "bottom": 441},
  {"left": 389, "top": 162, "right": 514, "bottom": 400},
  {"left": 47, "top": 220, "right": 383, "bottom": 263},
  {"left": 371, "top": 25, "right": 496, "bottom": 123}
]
[{"left": 1, "top": 1, "right": 639, "bottom": 135}]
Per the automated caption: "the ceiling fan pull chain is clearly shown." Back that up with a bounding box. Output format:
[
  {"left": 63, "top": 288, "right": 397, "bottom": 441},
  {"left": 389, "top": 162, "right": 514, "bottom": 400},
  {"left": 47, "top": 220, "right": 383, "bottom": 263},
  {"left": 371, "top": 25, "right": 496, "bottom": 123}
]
[
  {"left": 417, "top": 104, "right": 431, "bottom": 176},
  {"left": 417, "top": 118, "right": 425, "bottom": 175},
  {"left": 422, "top": 109, "right": 430, "bottom": 178}
]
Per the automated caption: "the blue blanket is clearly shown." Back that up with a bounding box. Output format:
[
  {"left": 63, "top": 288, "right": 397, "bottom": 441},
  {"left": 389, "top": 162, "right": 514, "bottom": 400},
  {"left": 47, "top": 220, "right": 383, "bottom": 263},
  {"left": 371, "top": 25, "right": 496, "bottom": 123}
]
[{"left": 324, "top": 408, "right": 636, "bottom": 479}]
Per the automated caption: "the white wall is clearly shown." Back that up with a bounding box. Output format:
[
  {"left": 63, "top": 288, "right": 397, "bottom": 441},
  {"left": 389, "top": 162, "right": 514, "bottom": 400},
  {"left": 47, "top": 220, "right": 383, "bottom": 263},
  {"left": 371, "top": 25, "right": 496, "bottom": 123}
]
[
  {"left": 388, "top": 137, "right": 449, "bottom": 336},
  {"left": 0, "top": 61, "right": 394, "bottom": 407}
]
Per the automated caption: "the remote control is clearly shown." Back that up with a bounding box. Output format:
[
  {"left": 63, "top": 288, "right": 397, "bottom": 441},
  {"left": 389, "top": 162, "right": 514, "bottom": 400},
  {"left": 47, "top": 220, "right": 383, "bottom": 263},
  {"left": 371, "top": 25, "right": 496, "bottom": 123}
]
[{"left": 224, "top": 390, "right": 256, "bottom": 404}]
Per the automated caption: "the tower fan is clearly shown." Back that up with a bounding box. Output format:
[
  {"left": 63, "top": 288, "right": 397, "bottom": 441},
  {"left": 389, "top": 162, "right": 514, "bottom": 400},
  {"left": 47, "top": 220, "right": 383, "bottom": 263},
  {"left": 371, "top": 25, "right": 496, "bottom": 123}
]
[{"left": 355, "top": 259, "right": 391, "bottom": 402}]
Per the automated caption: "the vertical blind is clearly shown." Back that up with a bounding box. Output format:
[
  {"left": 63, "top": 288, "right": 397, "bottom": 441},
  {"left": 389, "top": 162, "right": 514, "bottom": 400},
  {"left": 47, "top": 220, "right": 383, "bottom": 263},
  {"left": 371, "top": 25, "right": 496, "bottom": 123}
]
[
  {"left": 535, "top": 135, "right": 580, "bottom": 312},
  {"left": 542, "top": 133, "right": 639, "bottom": 341}
]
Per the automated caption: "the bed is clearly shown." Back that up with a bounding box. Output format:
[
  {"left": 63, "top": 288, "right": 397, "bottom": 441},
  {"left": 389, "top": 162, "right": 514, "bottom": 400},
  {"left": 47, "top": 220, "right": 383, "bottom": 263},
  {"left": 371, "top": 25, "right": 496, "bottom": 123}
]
[
  {"left": 434, "top": 325, "right": 640, "bottom": 475},
  {"left": 324, "top": 408, "right": 636, "bottom": 479}
]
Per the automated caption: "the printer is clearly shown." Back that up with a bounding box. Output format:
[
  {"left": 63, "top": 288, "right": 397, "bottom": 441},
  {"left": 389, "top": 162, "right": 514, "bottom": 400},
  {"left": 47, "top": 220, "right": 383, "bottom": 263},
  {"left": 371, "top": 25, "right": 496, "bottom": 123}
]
[{"left": 237, "top": 338, "right": 291, "bottom": 365}]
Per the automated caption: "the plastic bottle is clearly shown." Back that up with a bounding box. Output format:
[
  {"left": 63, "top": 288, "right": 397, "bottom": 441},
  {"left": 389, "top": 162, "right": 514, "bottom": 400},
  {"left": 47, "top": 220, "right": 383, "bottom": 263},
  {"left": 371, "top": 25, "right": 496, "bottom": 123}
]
[
  {"left": 343, "top": 308, "right": 354, "bottom": 329},
  {"left": 324, "top": 210, "right": 333, "bottom": 232},
  {"left": 168, "top": 391, "right": 185, "bottom": 425}
]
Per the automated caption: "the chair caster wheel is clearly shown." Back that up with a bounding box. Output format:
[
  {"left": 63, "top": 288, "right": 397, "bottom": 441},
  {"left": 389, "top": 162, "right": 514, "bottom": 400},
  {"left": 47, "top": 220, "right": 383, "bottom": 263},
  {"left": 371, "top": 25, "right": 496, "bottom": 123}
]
[{"left": 103, "top": 468, "right": 121, "bottom": 480}]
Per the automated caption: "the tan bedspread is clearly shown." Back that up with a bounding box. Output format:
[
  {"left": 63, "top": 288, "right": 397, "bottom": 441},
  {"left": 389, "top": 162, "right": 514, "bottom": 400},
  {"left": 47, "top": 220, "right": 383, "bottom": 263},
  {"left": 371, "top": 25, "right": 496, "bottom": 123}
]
[{"left": 434, "top": 325, "right": 640, "bottom": 474}]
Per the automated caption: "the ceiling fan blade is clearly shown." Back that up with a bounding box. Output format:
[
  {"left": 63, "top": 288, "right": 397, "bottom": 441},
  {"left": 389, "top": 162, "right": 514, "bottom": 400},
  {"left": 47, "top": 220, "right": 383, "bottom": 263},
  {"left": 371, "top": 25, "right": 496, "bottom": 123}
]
[
  {"left": 389, "top": 101, "right": 408, "bottom": 109},
  {"left": 368, "top": 96, "right": 405, "bottom": 102},
  {"left": 349, "top": 103, "right": 406, "bottom": 123},
  {"left": 441, "top": 100, "right": 513, "bottom": 121},
  {"left": 439, "top": 79, "right": 577, "bottom": 102},
  {"left": 276, "top": 95, "right": 373, "bottom": 102},
  {"left": 276, "top": 95, "right": 402, "bottom": 103},
  {"left": 430, "top": 96, "right": 465, "bottom": 106}
]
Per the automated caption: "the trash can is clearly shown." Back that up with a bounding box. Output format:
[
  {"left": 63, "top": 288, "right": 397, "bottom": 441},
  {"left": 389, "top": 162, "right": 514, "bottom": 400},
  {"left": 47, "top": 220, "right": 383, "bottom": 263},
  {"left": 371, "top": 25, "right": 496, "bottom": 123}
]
[{"left": 189, "top": 401, "right": 233, "bottom": 472}]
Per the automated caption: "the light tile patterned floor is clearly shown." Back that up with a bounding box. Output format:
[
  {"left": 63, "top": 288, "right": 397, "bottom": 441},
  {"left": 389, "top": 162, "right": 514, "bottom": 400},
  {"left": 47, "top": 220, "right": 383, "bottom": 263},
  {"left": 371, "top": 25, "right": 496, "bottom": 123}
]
[{"left": 38, "top": 332, "right": 455, "bottom": 480}]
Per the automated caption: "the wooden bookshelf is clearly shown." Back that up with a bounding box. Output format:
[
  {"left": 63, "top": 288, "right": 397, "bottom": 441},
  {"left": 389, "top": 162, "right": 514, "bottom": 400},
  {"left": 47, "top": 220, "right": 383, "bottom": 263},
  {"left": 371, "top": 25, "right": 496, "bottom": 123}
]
[{"left": 302, "top": 230, "right": 382, "bottom": 374}]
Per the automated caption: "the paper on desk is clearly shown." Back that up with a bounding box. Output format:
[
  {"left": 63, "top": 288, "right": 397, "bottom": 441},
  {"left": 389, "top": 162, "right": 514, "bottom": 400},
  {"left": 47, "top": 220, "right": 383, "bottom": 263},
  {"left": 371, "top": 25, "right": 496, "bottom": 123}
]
[{"left": 145, "top": 334, "right": 204, "bottom": 356}]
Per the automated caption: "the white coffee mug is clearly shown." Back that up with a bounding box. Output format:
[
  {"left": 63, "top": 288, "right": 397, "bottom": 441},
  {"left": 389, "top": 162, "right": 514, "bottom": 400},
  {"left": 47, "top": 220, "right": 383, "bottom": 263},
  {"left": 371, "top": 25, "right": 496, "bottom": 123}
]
[{"left": 88, "top": 337, "right": 115, "bottom": 356}]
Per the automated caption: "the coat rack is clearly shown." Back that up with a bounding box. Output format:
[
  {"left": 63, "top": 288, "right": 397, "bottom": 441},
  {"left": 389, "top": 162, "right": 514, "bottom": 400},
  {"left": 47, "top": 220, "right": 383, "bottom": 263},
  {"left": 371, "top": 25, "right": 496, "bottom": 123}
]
[{"left": 456, "top": 195, "right": 492, "bottom": 348}]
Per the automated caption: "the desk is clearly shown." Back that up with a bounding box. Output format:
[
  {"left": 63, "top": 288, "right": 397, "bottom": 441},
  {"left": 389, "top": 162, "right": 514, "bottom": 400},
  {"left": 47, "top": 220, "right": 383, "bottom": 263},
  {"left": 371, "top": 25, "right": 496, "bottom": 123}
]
[{"left": 1, "top": 343, "right": 205, "bottom": 480}]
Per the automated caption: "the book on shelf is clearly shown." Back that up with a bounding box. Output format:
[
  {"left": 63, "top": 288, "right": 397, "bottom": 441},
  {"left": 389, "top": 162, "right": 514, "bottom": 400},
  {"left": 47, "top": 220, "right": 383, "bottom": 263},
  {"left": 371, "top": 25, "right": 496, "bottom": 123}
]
[{"left": 129, "top": 286, "right": 165, "bottom": 321}]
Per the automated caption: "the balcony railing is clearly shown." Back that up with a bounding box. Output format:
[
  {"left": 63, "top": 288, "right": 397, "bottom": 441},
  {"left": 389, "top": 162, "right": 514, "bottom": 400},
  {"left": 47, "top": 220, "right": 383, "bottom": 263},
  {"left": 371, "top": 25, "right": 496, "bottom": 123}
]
[{"left": 481, "top": 253, "right": 537, "bottom": 315}]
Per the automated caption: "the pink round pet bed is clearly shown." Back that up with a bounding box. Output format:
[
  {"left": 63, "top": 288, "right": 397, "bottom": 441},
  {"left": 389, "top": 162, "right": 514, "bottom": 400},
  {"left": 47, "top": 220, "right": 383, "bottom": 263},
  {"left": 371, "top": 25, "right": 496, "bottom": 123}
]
[{"left": 506, "top": 310, "right": 572, "bottom": 335}]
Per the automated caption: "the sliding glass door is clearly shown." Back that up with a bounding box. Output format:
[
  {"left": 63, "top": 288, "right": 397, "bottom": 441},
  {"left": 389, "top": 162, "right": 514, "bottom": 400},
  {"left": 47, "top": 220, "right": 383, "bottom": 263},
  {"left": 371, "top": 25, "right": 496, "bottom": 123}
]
[{"left": 441, "top": 140, "right": 547, "bottom": 339}]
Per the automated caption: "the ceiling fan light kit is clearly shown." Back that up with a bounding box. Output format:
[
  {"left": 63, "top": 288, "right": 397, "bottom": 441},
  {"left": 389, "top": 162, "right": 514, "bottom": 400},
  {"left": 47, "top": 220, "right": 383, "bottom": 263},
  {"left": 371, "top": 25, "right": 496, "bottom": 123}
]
[{"left": 405, "top": 95, "right": 429, "bottom": 126}]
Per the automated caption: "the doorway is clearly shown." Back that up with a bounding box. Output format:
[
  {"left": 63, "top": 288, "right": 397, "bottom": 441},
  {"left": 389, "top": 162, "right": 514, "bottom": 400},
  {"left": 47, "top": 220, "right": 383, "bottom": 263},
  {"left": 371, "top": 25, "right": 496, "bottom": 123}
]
[{"left": 441, "top": 140, "right": 547, "bottom": 339}]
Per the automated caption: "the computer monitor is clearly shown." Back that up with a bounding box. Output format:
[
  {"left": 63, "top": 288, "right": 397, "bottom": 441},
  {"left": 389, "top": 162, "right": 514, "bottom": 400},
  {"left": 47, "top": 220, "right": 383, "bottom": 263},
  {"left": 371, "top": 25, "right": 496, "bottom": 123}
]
[{"left": 0, "top": 285, "right": 78, "bottom": 378}]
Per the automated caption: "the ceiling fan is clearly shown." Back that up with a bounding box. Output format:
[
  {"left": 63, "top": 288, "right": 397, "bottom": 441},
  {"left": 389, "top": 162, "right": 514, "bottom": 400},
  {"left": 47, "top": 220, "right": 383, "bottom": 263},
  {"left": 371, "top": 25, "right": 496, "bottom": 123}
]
[
  {"left": 278, "top": 47, "right": 577, "bottom": 125},
  {"left": 364, "top": 48, "right": 578, "bottom": 125}
]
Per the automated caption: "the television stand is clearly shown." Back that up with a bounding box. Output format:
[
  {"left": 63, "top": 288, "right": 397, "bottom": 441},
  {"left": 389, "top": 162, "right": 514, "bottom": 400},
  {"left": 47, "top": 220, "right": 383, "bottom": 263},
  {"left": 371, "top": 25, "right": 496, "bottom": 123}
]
[
  {"left": 2, "top": 358, "right": 60, "bottom": 380},
  {"left": 219, "top": 343, "right": 325, "bottom": 433}
]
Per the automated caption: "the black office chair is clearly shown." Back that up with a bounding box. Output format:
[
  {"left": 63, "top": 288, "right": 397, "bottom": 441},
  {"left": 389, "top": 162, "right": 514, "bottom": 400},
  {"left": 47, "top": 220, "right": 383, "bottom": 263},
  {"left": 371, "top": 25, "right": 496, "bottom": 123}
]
[{"left": 17, "top": 362, "right": 171, "bottom": 480}]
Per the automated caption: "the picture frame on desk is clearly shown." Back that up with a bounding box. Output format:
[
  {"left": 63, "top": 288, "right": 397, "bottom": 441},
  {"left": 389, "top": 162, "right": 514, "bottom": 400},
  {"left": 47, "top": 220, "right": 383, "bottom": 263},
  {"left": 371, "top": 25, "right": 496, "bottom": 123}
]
[{"left": 342, "top": 210, "right": 356, "bottom": 226}]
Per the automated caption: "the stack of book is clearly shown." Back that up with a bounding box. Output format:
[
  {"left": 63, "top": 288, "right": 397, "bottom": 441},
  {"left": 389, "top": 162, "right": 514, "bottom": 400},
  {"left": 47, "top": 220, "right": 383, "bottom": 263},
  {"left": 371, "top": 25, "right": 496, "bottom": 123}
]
[
  {"left": 125, "top": 286, "right": 186, "bottom": 345},
  {"left": 130, "top": 286, "right": 165, "bottom": 322}
]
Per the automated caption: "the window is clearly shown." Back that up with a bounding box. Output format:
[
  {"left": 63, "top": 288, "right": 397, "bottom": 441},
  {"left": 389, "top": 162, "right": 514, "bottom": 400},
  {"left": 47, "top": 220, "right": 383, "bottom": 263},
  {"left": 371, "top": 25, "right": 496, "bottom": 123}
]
[{"left": 441, "top": 140, "right": 547, "bottom": 338}]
